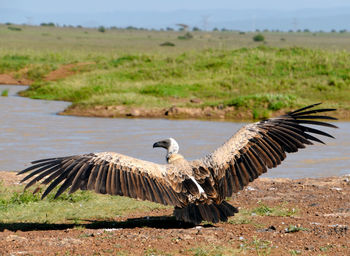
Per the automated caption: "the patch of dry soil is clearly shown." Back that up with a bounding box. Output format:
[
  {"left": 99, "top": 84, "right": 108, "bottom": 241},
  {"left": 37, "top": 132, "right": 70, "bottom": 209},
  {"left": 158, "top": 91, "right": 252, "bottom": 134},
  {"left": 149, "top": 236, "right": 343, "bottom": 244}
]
[
  {"left": 44, "top": 62, "right": 95, "bottom": 81},
  {"left": 1, "top": 172, "right": 350, "bottom": 255},
  {"left": 0, "top": 62, "right": 94, "bottom": 86},
  {"left": 0, "top": 74, "right": 32, "bottom": 85}
]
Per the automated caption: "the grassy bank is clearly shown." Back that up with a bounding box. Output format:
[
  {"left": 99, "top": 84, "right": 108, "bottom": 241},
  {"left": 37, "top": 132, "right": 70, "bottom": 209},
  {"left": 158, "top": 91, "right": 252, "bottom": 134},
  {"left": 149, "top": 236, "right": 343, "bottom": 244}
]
[
  {"left": 0, "top": 172, "right": 295, "bottom": 226},
  {"left": 1, "top": 24, "right": 350, "bottom": 120},
  {"left": 0, "top": 179, "right": 168, "bottom": 224}
]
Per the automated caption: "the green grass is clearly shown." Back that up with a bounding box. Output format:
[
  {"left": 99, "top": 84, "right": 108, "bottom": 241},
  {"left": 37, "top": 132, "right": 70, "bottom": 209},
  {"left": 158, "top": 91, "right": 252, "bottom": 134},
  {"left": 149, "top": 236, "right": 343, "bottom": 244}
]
[
  {"left": 18, "top": 46, "right": 350, "bottom": 117},
  {"left": 227, "top": 202, "right": 297, "bottom": 228},
  {"left": 188, "top": 245, "right": 239, "bottom": 256},
  {"left": 239, "top": 237, "right": 275, "bottom": 256},
  {"left": 1, "top": 24, "right": 350, "bottom": 119},
  {"left": 227, "top": 208, "right": 253, "bottom": 225},
  {"left": 284, "top": 224, "right": 309, "bottom": 233},
  {"left": 251, "top": 202, "right": 297, "bottom": 217},
  {"left": 0, "top": 181, "right": 169, "bottom": 224},
  {"left": 289, "top": 249, "right": 302, "bottom": 255}
]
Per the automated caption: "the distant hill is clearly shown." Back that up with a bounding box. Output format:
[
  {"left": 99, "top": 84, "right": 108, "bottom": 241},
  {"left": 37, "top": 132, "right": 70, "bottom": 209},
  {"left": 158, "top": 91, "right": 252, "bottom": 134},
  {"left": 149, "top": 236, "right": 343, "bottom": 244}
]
[{"left": 1, "top": 7, "right": 349, "bottom": 31}]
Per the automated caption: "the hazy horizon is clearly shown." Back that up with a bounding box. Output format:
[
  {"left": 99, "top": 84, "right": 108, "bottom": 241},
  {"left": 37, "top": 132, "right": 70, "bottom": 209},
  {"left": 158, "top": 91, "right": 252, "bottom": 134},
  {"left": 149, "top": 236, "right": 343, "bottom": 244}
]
[{"left": 1, "top": 1, "right": 350, "bottom": 31}]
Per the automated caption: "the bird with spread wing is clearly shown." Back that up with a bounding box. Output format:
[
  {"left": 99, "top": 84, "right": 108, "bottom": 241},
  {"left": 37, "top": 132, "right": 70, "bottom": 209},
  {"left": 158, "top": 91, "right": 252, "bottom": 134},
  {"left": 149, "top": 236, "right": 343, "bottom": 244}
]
[{"left": 18, "top": 103, "right": 337, "bottom": 225}]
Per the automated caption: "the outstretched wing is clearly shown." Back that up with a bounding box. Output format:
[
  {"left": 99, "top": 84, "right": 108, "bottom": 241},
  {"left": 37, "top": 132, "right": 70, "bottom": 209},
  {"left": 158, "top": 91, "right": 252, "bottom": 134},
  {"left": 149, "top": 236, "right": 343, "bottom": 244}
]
[
  {"left": 18, "top": 152, "right": 200, "bottom": 207},
  {"left": 190, "top": 103, "right": 337, "bottom": 199}
]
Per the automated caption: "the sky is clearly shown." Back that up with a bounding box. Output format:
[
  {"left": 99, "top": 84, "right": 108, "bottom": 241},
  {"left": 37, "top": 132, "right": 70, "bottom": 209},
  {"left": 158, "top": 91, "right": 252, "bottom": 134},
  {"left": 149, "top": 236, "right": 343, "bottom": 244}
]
[
  {"left": 2, "top": 0, "right": 350, "bottom": 12},
  {"left": 1, "top": 0, "right": 350, "bottom": 30}
]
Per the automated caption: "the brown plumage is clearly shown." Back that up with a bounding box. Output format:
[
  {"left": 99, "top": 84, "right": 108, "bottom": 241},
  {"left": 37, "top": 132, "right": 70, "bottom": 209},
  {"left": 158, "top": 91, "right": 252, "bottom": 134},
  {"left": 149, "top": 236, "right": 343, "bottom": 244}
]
[{"left": 18, "top": 103, "right": 337, "bottom": 225}]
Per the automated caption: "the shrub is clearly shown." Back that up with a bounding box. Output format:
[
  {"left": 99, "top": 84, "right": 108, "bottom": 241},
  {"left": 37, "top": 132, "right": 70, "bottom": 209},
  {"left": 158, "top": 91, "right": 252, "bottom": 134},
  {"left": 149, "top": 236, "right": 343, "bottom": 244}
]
[
  {"left": 7, "top": 26, "right": 22, "bottom": 31},
  {"left": 160, "top": 41, "right": 175, "bottom": 47},
  {"left": 110, "top": 55, "right": 138, "bottom": 67},
  {"left": 253, "top": 34, "right": 265, "bottom": 42},
  {"left": 178, "top": 32, "right": 193, "bottom": 40},
  {"left": 98, "top": 26, "right": 106, "bottom": 33},
  {"left": 26, "top": 64, "right": 54, "bottom": 81},
  {"left": 40, "top": 22, "right": 55, "bottom": 27},
  {"left": 126, "top": 26, "right": 138, "bottom": 30}
]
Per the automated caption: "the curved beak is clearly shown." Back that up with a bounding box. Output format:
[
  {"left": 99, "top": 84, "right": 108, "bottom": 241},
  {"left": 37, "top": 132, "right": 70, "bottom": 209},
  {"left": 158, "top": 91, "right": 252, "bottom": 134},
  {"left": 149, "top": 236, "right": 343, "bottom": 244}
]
[{"left": 153, "top": 140, "right": 169, "bottom": 149}]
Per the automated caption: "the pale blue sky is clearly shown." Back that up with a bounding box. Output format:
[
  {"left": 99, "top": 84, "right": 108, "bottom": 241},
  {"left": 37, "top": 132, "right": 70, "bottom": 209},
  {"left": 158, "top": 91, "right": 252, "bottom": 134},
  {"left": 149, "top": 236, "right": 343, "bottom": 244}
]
[
  {"left": 2, "top": 0, "right": 350, "bottom": 12},
  {"left": 1, "top": 0, "right": 350, "bottom": 30}
]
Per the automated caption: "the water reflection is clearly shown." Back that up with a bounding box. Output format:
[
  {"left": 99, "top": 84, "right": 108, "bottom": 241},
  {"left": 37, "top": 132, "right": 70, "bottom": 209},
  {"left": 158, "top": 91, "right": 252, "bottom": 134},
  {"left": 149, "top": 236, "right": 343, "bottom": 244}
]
[{"left": 0, "top": 85, "right": 349, "bottom": 178}]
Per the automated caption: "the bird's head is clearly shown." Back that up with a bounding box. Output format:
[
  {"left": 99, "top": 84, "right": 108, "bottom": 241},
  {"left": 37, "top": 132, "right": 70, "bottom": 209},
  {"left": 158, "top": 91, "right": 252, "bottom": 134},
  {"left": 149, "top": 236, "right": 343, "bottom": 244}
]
[{"left": 153, "top": 138, "right": 179, "bottom": 156}]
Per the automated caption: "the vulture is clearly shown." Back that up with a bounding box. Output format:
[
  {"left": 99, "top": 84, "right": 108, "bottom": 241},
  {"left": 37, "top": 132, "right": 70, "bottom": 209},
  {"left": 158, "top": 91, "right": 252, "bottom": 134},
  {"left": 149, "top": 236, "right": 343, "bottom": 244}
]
[{"left": 18, "top": 103, "right": 337, "bottom": 225}]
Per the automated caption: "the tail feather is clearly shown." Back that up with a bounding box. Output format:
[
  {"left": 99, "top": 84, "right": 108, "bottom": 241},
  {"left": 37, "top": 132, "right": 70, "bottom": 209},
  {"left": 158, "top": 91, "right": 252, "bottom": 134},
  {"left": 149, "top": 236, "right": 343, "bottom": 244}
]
[{"left": 174, "top": 201, "right": 238, "bottom": 225}]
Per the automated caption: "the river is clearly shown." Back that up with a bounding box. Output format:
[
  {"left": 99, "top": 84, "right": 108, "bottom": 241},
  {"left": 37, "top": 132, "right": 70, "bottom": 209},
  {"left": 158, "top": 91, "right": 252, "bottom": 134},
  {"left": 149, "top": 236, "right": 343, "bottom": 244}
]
[{"left": 0, "top": 85, "right": 349, "bottom": 179}]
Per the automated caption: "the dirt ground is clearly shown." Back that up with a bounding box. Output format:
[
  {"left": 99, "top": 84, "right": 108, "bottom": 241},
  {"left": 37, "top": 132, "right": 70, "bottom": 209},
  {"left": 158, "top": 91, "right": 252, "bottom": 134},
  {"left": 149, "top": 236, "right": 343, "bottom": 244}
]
[
  {"left": 0, "top": 63, "right": 94, "bottom": 86},
  {"left": 1, "top": 172, "right": 350, "bottom": 255}
]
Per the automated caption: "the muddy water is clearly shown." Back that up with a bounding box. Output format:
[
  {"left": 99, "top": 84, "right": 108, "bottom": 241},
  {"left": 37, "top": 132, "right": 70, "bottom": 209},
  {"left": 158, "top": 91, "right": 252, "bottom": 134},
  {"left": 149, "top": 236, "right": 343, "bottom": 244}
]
[{"left": 0, "top": 85, "right": 349, "bottom": 179}]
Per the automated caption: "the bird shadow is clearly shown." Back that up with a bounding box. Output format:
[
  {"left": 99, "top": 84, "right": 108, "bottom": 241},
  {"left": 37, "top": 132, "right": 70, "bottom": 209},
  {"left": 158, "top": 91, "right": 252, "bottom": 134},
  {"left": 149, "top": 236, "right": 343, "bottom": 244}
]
[{"left": 0, "top": 216, "right": 214, "bottom": 232}]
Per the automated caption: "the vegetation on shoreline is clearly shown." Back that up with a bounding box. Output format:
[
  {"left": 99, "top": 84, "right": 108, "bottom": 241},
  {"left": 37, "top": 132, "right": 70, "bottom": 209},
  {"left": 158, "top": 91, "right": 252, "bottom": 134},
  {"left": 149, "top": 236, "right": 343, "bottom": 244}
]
[
  {"left": 1, "top": 24, "right": 350, "bottom": 119},
  {"left": 19, "top": 47, "right": 350, "bottom": 119}
]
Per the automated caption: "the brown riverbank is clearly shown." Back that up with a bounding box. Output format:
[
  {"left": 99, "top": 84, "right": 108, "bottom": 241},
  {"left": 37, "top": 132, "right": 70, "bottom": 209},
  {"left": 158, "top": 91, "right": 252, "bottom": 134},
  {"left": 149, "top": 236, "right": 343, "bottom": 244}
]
[
  {"left": 61, "top": 103, "right": 350, "bottom": 121},
  {"left": 1, "top": 171, "right": 350, "bottom": 255}
]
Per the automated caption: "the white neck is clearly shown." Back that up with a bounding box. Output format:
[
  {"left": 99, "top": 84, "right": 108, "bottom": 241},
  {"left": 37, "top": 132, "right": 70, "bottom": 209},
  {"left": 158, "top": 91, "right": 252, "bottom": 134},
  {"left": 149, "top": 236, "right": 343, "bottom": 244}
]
[{"left": 166, "top": 138, "right": 179, "bottom": 161}]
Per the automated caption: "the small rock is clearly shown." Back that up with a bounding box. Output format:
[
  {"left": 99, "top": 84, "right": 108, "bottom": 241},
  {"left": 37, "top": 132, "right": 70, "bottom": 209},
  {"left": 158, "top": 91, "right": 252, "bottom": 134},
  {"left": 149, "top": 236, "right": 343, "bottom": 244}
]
[
  {"left": 305, "top": 246, "right": 315, "bottom": 251},
  {"left": 331, "top": 187, "right": 342, "bottom": 191},
  {"left": 164, "top": 106, "right": 179, "bottom": 116},
  {"left": 217, "top": 104, "right": 224, "bottom": 110},
  {"left": 246, "top": 186, "right": 256, "bottom": 191},
  {"left": 183, "top": 234, "right": 192, "bottom": 240},
  {"left": 310, "top": 222, "right": 321, "bottom": 225},
  {"left": 6, "top": 235, "right": 28, "bottom": 242},
  {"left": 325, "top": 224, "right": 348, "bottom": 236},
  {"left": 257, "top": 225, "right": 276, "bottom": 232},
  {"left": 58, "top": 238, "right": 82, "bottom": 245},
  {"left": 103, "top": 228, "right": 122, "bottom": 232},
  {"left": 126, "top": 109, "right": 140, "bottom": 117},
  {"left": 269, "top": 225, "right": 277, "bottom": 230}
]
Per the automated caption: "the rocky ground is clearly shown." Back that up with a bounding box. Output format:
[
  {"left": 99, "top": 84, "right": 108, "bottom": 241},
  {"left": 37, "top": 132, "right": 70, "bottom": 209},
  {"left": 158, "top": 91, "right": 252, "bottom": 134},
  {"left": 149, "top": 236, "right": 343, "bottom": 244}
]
[{"left": 1, "top": 172, "right": 350, "bottom": 255}]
